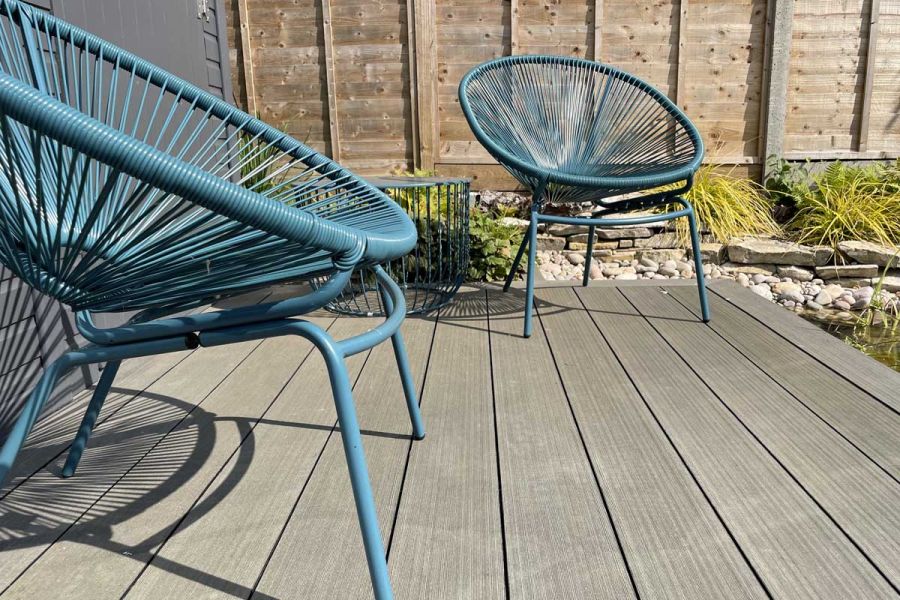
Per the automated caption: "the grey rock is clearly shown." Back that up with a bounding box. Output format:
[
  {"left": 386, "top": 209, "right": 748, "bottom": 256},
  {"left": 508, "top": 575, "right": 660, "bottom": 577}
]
[
  {"left": 499, "top": 217, "right": 530, "bottom": 230},
  {"left": 833, "top": 300, "right": 852, "bottom": 311},
  {"left": 816, "top": 264, "right": 879, "bottom": 279},
  {"left": 777, "top": 265, "right": 814, "bottom": 282},
  {"left": 806, "top": 301, "right": 823, "bottom": 311},
  {"left": 814, "top": 291, "right": 833, "bottom": 306},
  {"left": 736, "top": 273, "right": 751, "bottom": 287},
  {"left": 616, "top": 272, "right": 639, "bottom": 280},
  {"left": 634, "top": 232, "right": 681, "bottom": 249},
  {"left": 658, "top": 266, "right": 679, "bottom": 277},
  {"left": 536, "top": 235, "right": 566, "bottom": 251},
  {"left": 595, "top": 227, "right": 653, "bottom": 240},
  {"left": 636, "top": 265, "right": 658, "bottom": 274},
  {"left": 675, "top": 260, "right": 693, "bottom": 272},
  {"left": 750, "top": 284, "right": 774, "bottom": 300},
  {"left": 636, "top": 248, "right": 686, "bottom": 264},
  {"left": 639, "top": 256, "right": 660, "bottom": 269},
  {"left": 589, "top": 263, "right": 603, "bottom": 280},
  {"left": 752, "top": 274, "right": 767, "bottom": 285},
  {"left": 783, "top": 301, "right": 796, "bottom": 308},
  {"left": 837, "top": 240, "right": 899, "bottom": 267},
  {"left": 772, "top": 281, "right": 802, "bottom": 296},
  {"left": 721, "top": 262, "right": 776, "bottom": 276},
  {"left": 567, "top": 252, "right": 586, "bottom": 265},
  {"left": 695, "top": 242, "right": 726, "bottom": 264},
  {"left": 881, "top": 275, "right": 900, "bottom": 293},
  {"left": 727, "top": 238, "right": 832, "bottom": 266}
]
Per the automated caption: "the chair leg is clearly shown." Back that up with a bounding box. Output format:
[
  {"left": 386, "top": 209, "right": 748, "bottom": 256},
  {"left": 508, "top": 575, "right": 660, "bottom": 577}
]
[
  {"left": 686, "top": 204, "right": 711, "bottom": 322},
  {"left": 378, "top": 281, "right": 425, "bottom": 440},
  {"left": 582, "top": 224, "right": 596, "bottom": 287},
  {"left": 62, "top": 360, "right": 121, "bottom": 477},
  {"left": 317, "top": 337, "right": 393, "bottom": 600},
  {"left": 523, "top": 211, "right": 539, "bottom": 338},
  {"left": 1, "top": 359, "right": 72, "bottom": 486},
  {"left": 503, "top": 227, "right": 530, "bottom": 292}
]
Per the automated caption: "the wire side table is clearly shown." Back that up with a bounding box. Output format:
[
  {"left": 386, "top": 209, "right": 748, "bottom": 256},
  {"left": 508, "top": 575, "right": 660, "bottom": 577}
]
[{"left": 321, "top": 176, "right": 471, "bottom": 316}]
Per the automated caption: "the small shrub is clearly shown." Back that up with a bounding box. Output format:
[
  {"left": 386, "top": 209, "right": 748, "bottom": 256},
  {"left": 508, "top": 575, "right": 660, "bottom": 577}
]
[
  {"left": 468, "top": 209, "right": 524, "bottom": 281},
  {"left": 663, "top": 165, "right": 781, "bottom": 244},
  {"left": 786, "top": 161, "right": 900, "bottom": 249}
]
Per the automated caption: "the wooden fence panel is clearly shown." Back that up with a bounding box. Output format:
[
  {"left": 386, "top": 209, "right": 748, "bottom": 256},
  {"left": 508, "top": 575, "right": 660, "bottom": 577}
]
[{"left": 228, "top": 0, "right": 899, "bottom": 187}]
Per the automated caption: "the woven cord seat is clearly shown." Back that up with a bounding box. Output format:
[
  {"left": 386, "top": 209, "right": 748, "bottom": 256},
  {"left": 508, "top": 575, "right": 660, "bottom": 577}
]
[
  {"left": 460, "top": 55, "right": 710, "bottom": 336},
  {"left": 0, "top": 2, "right": 418, "bottom": 597}
]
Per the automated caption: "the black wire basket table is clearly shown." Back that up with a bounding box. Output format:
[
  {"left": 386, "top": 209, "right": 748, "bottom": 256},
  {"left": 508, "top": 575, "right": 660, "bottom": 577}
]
[{"left": 319, "top": 176, "right": 471, "bottom": 316}]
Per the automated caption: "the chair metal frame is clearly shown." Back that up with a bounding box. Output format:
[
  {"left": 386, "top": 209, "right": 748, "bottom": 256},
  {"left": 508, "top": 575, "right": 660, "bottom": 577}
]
[
  {"left": 459, "top": 55, "right": 711, "bottom": 337},
  {"left": 0, "top": 2, "right": 420, "bottom": 597}
]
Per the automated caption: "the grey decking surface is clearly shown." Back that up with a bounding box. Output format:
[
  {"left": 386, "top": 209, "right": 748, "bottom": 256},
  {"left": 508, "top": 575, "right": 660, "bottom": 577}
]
[{"left": 1, "top": 281, "right": 899, "bottom": 599}]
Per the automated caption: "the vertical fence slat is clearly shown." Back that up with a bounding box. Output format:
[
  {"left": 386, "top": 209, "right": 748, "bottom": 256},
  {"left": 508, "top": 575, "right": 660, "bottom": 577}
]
[
  {"left": 593, "top": 0, "right": 602, "bottom": 60},
  {"left": 858, "top": 0, "right": 881, "bottom": 153},
  {"left": 236, "top": 0, "right": 256, "bottom": 115},
  {"left": 320, "top": 0, "right": 341, "bottom": 161},
  {"left": 511, "top": 0, "right": 520, "bottom": 54},
  {"left": 406, "top": 0, "right": 421, "bottom": 168},
  {"left": 759, "top": 0, "right": 794, "bottom": 172},
  {"left": 675, "top": 0, "right": 688, "bottom": 106},
  {"left": 413, "top": 0, "right": 437, "bottom": 170}
]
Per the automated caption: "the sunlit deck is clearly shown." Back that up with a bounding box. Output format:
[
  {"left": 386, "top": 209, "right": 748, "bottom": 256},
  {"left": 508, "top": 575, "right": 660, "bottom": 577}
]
[{"left": 2, "top": 280, "right": 899, "bottom": 599}]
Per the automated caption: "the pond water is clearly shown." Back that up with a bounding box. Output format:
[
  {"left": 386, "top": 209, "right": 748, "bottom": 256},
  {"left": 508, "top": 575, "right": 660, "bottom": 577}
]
[{"left": 800, "top": 312, "right": 900, "bottom": 372}]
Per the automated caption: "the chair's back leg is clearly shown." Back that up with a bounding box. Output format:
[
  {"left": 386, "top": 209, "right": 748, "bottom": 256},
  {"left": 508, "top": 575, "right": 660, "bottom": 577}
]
[
  {"left": 686, "top": 204, "right": 711, "bottom": 322},
  {"left": 377, "top": 281, "right": 425, "bottom": 440},
  {"left": 62, "top": 360, "right": 122, "bottom": 477},
  {"left": 0, "top": 360, "right": 72, "bottom": 486},
  {"left": 503, "top": 229, "right": 531, "bottom": 292},
  {"left": 582, "top": 225, "right": 596, "bottom": 287}
]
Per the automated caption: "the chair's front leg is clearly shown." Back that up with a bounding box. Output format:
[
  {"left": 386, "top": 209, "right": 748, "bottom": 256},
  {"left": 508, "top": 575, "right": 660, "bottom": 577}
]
[
  {"left": 315, "top": 332, "right": 394, "bottom": 600},
  {"left": 524, "top": 208, "right": 539, "bottom": 338},
  {"left": 582, "top": 224, "right": 596, "bottom": 287},
  {"left": 377, "top": 274, "right": 425, "bottom": 440},
  {"left": 62, "top": 360, "right": 121, "bottom": 477},
  {"left": 0, "top": 359, "right": 73, "bottom": 486}
]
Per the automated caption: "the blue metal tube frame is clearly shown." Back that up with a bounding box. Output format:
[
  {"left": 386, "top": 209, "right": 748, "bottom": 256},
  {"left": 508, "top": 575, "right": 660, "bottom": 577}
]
[
  {"left": 505, "top": 195, "right": 710, "bottom": 337},
  {"left": 0, "top": 266, "right": 420, "bottom": 600}
]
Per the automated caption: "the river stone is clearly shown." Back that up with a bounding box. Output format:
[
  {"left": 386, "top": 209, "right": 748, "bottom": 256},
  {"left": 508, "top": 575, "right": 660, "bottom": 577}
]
[
  {"left": 727, "top": 238, "right": 832, "bottom": 266},
  {"left": 750, "top": 284, "right": 774, "bottom": 301},
  {"left": 640, "top": 256, "right": 659, "bottom": 269},
  {"left": 567, "top": 252, "right": 586, "bottom": 265},
  {"left": 833, "top": 299, "right": 852, "bottom": 311},
  {"left": 776, "top": 265, "right": 814, "bottom": 282},
  {"left": 837, "top": 240, "right": 899, "bottom": 267},
  {"left": 772, "top": 281, "right": 802, "bottom": 296},
  {"left": 806, "top": 301, "right": 823, "bottom": 311},
  {"left": 813, "top": 291, "right": 833, "bottom": 305},
  {"left": 816, "top": 264, "right": 879, "bottom": 279},
  {"left": 616, "top": 272, "right": 639, "bottom": 280}
]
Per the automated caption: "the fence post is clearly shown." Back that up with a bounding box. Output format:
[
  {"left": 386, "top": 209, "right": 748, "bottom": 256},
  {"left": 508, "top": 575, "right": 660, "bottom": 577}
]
[
  {"left": 236, "top": 0, "right": 256, "bottom": 115},
  {"left": 593, "top": 0, "right": 603, "bottom": 61},
  {"left": 858, "top": 0, "right": 881, "bottom": 152},
  {"left": 759, "top": 0, "right": 795, "bottom": 176},
  {"left": 320, "top": 0, "right": 341, "bottom": 161},
  {"left": 410, "top": 0, "right": 438, "bottom": 171}
]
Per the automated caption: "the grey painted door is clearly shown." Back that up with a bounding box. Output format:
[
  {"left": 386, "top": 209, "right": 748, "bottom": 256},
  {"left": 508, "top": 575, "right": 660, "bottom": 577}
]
[{"left": 0, "top": 0, "right": 233, "bottom": 438}]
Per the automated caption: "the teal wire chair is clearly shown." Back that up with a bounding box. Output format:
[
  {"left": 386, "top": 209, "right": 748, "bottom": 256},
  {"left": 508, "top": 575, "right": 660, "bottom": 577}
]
[
  {"left": 459, "top": 55, "right": 710, "bottom": 337},
  {"left": 0, "top": 2, "right": 420, "bottom": 597}
]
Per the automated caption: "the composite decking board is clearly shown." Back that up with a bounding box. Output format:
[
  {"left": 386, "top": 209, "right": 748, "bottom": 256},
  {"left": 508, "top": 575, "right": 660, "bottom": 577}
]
[
  {"left": 486, "top": 289, "right": 636, "bottom": 600},
  {"left": 534, "top": 286, "right": 767, "bottom": 600},
  {"left": 252, "top": 315, "right": 437, "bottom": 599},
  {"left": 122, "top": 318, "right": 375, "bottom": 600},
  {"left": 575, "top": 286, "right": 897, "bottom": 599},
  {"left": 0, "top": 349, "right": 196, "bottom": 497},
  {"left": 667, "top": 285, "right": 900, "bottom": 480},
  {"left": 709, "top": 279, "right": 900, "bottom": 412},
  {"left": 388, "top": 291, "right": 505, "bottom": 599},
  {"left": 0, "top": 339, "right": 262, "bottom": 592},
  {"left": 622, "top": 285, "right": 900, "bottom": 589},
  {"left": 1, "top": 322, "right": 337, "bottom": 600}
]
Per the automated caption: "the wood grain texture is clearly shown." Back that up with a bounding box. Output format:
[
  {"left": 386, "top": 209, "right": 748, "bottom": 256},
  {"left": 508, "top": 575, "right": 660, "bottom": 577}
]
[
  {"left": 535, "top": 286, "right": 766, "bottom": 600},
  {"left": 0, "top": 339, "right": 263, "bottom": 590},
  {"left": 389, "top": 290, "right": 504, "bottom": 599},
  {"left": 576, "top": 285, "right": 896, "bottom": 600},
  {"left": 624, "top": 285, "right": 900, "bottom": 589},
  {"left": 487, "top": 288, "right": 635, "bottom": 599}
]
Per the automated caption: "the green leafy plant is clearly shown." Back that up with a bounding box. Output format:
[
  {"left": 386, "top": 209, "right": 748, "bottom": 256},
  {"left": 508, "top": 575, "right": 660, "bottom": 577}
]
[
  {"left": 786, "top": 161, "right": 900, "bottom": 250},
  {"left": 764, "top": 155, "right": 810, "bottom": 207},
  {"left": 661, "top": 165, "right": 781, "bottom": 244},
  {"left": 467, "top": 209, "right": 524, "bottom": 281}
]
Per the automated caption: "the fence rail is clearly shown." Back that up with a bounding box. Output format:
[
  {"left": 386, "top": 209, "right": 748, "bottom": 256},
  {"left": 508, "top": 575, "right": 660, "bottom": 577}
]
[{"left": 226, "top": 0, "right": 900, "bottom": 188}]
